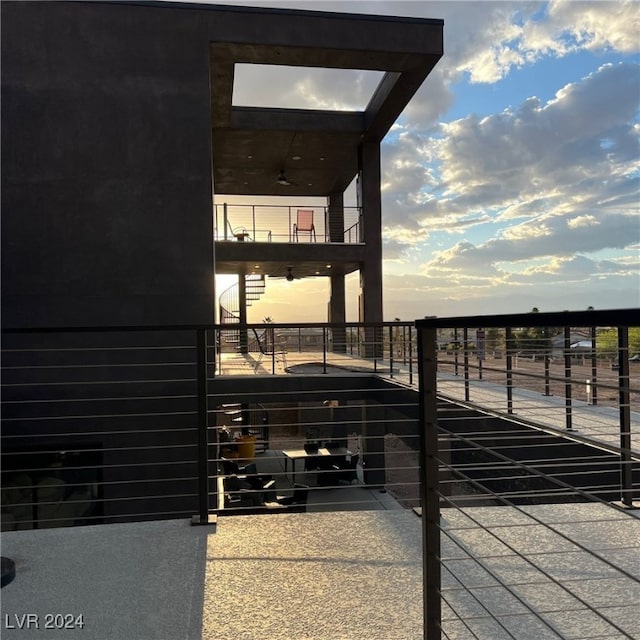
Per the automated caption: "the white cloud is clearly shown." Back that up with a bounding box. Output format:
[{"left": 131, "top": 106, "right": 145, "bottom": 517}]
[
  {"left": 519, "top": 254, "right": 622, "bottom": 281},
  {"left": 380, "top": 61, "right": 639, "bottom": 264},
  {"left": 450, "top": 0, "right": 640, "bottom": 84},
  {"left": 380, "top": 251, "right": 639, "bottom": 318},
  {"left": 438, "top": 212, "right": 635, "bottom": 267},
  {"left": 540, "top": 0, "right": 640, "bottom": 55},
  {"left": 438, "top": 63, "right": 639, "bottom": 199},
  {"left": 567, "top": 214, "right": 600, "bottom": 229}
]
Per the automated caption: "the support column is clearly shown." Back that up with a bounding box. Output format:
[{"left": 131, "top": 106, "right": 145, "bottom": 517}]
[
  {"left": 327, "top": 191, "right": 347, "bottom": 352},
  {"left": 358, "top": 142, "right": 383, "bottom": 357},
  {"left": 327, "top": 191, "right": 345, "bottom": 243},
  {"left": 329, "top": 273, "right": 346, "bottom": 353}
]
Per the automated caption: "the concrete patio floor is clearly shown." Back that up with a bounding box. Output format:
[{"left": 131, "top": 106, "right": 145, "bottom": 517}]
[{"left": 2, "top": 503, "right": 638, "bottom": 640}]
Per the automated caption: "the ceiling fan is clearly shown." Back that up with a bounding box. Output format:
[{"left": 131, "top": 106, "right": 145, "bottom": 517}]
[
  {"left": 270, "top": 266, "right": 301, "bottom": 282},
  {"left": 276, "top": 169, "right": 295, "bottom": 186}
]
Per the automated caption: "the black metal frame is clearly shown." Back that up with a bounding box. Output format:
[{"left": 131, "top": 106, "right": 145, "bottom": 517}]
[{"left": 415, "top": 308, "right": 639, "bottom": 640}]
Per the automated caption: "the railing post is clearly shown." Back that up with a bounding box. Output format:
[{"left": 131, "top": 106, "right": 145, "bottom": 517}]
[
  {"left": 453, "top": 328, "right": 459, "bottom": 376},
  {"left": 389, "top": 325, "right": 394, "bottom": 379},
  {"left": 505, "top": 327, "right": 514, "bottom": 415},
  {"left": 271, "top": 329, "right": 276, "bottom": 374},
  {"left": 212, "top": 325, "right": 218, "bottom": 378},
  {"left": 322, "top": 327, "right": 327, "bottom": 374},
  {"left": 564, "top": 326, "right": 573, "bottom": 431},
  {"left": 544, "top": 351, "right": 551, "bottom": 396},
  {"left": 192, "top": 328, "right": 217, "bottom": 527},
  {"left": 463, "top": 328, "right": 470, "bottom": 402},
  {"left": 402, "top": 325, "right": 407, "bottom": 365},
  {"left": 418, "top": 326, "right": 441, "bottom": 640},
  {"left": 223, "top": 202, "right": 228, "bottom": 241},
  {"left": 252, "top": 205, "right": 256, "bottom": 240},
  {"left": 409, "top": 326, "right": 414, "bottom": 386},
  {"left": 591, "top": 326, "right": 598, "bottom": 406},
  {"left": 617, "top": 326, "right": 633, "bottom": 507}
]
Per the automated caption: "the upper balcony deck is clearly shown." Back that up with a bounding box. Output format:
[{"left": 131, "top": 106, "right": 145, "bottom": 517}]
[
  {"left": 214, "top": 203, "right": 363, "bottom": 245},
  {"left": 214, "top": 204, "right": 365, "bottom": 276}
]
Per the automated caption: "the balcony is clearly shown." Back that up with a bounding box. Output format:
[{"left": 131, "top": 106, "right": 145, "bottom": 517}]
[
  {"left": 214, "top": 203, "right": 363, "bottom": 244},
  {"left": 1, "top": 310, "right": 639, "bottom": 639}
]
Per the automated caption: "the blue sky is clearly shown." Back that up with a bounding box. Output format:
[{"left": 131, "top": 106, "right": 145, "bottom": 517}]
[{"left": 208, "top": 0, "right": 639, "bottom": 321}]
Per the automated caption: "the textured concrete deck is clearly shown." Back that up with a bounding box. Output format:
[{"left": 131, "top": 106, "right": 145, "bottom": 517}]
[{"left": 2, "top": 504, "right": 639, "bottom": 639}]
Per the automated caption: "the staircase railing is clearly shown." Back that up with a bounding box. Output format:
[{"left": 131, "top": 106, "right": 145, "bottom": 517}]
[{"left": 218, "top": 275, "right": 267, "bottom": 352}]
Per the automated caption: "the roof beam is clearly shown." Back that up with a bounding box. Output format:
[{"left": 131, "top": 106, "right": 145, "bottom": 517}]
[{"left": 230, "top": 107, "right": 364, "bottom": 133}]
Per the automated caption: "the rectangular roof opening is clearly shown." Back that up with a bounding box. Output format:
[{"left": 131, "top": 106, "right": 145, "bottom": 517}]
[{"left": 233, "top": 64, "right": 385, "bottom": 111}]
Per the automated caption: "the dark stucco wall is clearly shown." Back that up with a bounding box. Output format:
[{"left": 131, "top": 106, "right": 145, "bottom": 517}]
[{"left": 1, "top": 2, "right": 214, "bottom": 327}]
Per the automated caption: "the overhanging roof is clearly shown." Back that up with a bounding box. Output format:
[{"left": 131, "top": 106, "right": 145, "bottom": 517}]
[{"left": 209, "top": 7, "right": 443, "bottom": 197}]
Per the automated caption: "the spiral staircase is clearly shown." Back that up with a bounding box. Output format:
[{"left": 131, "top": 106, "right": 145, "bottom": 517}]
[
  {"left": 218, "top": 274, "right": 266, "bottom": 350},
  {"left": 217, "top": 274, "right": 269, "bottom": 452}
]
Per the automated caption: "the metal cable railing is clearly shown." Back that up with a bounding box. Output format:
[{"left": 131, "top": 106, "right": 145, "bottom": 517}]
[
  {"left": 1, "top": 326, "right": 423, "bottom": 530},
  {"left": 1, "top": 328, "right": 209, "bottom": 530},
  {"left": 215, "top": 321, "right": 418, "bottom": 384},
  {"left": 213, "top": 203, "right": 362, "bottom": 243},
  {"left": 4, "top": 313, "right": 636, "bottom": 535},
  {"left": 417, "top": 308, "right": 640, "bottom": 640}
]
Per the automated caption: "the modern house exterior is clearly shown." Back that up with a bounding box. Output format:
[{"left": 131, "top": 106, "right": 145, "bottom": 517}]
[
  {"left": 4, "top": 6, "right": 640, "bottom": 638},
  {"left": 1, "top": 0, "right": 443, "bottom": 330},
  {"left": 1, "top": 1, "right": 444, "bottom": 526}
]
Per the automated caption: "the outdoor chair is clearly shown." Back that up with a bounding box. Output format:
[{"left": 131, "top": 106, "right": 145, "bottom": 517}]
[
  {"left": 293, "top": 209, "right": 316, "bottom": 242},
  {"left": 221, "top": 462, "right": 275, "bottom": 507},
  {"left": 251, "top": 328, "right": 288, "bottom": 372}
]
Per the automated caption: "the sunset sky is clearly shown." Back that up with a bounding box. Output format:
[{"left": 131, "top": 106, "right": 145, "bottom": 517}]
[{"left": 208, "top": 0, "right": 639, "bottom": 322}]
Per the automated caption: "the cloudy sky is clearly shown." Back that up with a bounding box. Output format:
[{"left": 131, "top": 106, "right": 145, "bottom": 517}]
[{"left": 213, "top": 0, "right": 639, "bottom": 321}]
